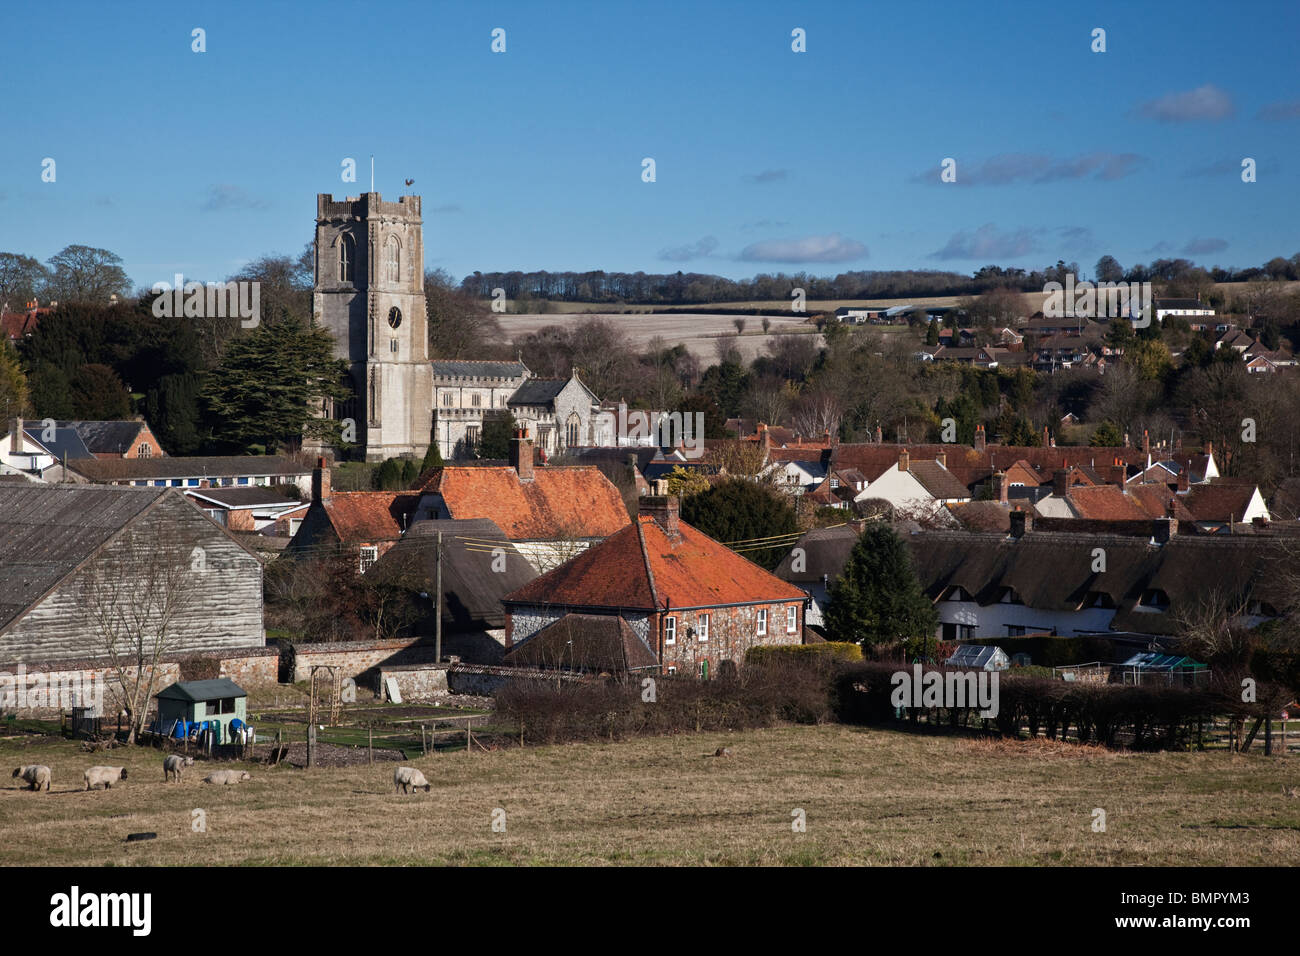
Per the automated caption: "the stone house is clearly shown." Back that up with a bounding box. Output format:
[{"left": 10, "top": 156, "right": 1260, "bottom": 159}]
[
  {"left": 284, "top": 460, "right": 420, "bottom": 571},
  {"left": 501, "top": 495, "right": 810, "bottom": 677}
]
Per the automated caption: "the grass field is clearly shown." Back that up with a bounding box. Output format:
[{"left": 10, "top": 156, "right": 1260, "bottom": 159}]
[{"left": 3, "top": 725, "right": 1299, "bottom": 866}]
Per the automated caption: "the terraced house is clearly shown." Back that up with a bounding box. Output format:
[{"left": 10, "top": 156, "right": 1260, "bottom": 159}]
[{"left": 501, "top": 494, "right": 810, "bottom": 677}]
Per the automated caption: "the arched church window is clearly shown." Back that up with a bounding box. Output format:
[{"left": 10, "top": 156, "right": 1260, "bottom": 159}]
[
  {"left": 386, "top": 235, "right": 401, "bottom": 283},
  {"left": 338, "top": 234, "right": 354, "bottom": 282},
  {"left": 566, "top": 414, "right": 580, "bottom": 449}
]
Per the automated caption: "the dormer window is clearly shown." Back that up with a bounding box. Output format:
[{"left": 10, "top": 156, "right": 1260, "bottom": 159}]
[
  {"left": 943, "top": 586, "right": 969, "bottom": 602},
  {"left": 1139, "top": 589, "right": 1170, "bottom": 610},
  {"left": 1087, "top": 591, "right": 1115, "bottom": 609},
  {"left": 998, "top": 587, "right": 1022, "bottom": 605}
]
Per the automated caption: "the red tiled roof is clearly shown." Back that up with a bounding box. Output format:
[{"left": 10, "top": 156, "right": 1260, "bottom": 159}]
[
  {"left": 832, "top": 443, "right": 1153, "bottom": 489},
  {"left": 1064, "top": 485, "right": 1150, "bottom": 521},
  {"left": 1182, "top": 482, "right": 1262, "bottom": 523},
  {"left": 323, "top": 492, "right": 421, "bottom": 542},
  {"left": 503, "top": 515, "right": 807, "bottom": 611},
  {"left": 421, "top": 465, "right": 629, "bottom": 540}
]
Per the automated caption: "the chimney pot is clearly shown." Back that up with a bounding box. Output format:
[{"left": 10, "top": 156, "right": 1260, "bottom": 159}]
[
  {"left": 899, "top": 449, "right": 910, "bottom": 472},
  {"left": 1009, "top": 508, "right": 1031, "bottom": 538}
]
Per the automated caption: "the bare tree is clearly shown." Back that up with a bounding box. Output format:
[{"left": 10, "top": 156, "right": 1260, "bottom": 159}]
[
  {"left": 791, "top": 388, "right": 844, "bottom": 440},
  {"left": 81, "top": 522, "right": 204, "bottom": 743}
]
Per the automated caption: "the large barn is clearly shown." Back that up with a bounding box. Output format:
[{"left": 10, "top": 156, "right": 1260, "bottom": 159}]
[{"left": 0, "top": 484, "right": 265, "bottom": 663}]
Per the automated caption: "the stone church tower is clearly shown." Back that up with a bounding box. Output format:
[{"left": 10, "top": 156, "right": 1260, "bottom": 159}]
[{"left": 312, "top": 192, "right": 432, "bottom": 461}]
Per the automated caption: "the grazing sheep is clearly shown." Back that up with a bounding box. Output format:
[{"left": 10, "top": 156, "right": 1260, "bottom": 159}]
[
  {"left": 12, "top": 765, "right": 51, "bottom": 792},
  {"left": 163, "top": 755, "right": 194, "bottom": 783},
  {"left": 393, "top": 766, "right": 430, "bottom": 794},
  {"left": 84, "top": 766, "right": 127, "bottom": 790},
  {"left": 202, "top": 770, "right": 251, "bottom": 785}
]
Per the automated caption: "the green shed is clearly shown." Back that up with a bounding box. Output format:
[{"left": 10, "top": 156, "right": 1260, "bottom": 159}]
[{"left": 154, "top": 678, "right": 249, "bottom": 744}]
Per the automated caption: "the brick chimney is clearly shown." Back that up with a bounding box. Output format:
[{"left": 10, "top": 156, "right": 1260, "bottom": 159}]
[
  {"left": 639, "top": 495, "right": 680, "bottom": 538},
  {"left": 1176, "top": 469, "right": 1189, "bottom": 493},
  {"left": 899, "top": 449, "right": 910, "bottom": 472},
  {"left": 974, "top": 423, "right": 986, "bottom": 453},
  {"left": 874, "top": 425, "right": 883, "bottom": 444},
  {"left": 8, "top": 417, "right": 21, "bottom": 455},
  {"left": 1053, "top": 468, "right": 1070, "bottom": 499},
  {"left": 1142, "top": 429, "right": 1150, "bottom": 459},
  {"left": 312, "top": 456, "right": 331, "bottom": 504},
  {"left": 509, "top": 427, "right": 534, "bottom": 481},
  {"left": 996, "top": 470, "right": 1009, "bottom": 504},
  {"left": 1153, "top": 516, "right": 1177, "bottom": 544},
  {"left": 1043, "top": 425, "right": 1050, "bottom": 446},
  {"left": 1009, "top": 507, "right": 1031, "bottom": 538}
]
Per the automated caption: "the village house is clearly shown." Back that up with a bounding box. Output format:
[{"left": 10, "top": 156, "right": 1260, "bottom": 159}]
[
  {"left": 852, "top": 449, "right": 970, "bottom": 520},
  {"left": 501, "top": 495, "right": 810, "bottom": 678},
  {"left": 0, "top": 484, "right": 265, "bottom": 664},
  {"left": 184, "top": 486, "right": 310, "bottom": 532},
  {"left": 412, "top": 428, "right": 631, "bottom": 571},
  {"left": 285, "top": 460, "right": 420, "bottom": 571},
  {"left": 363, "top": 517, "right": 539, "bottom": 664}
]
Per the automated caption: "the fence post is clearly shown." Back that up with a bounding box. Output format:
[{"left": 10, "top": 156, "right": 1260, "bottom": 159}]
[
  {"left": 307, "top": 724, "right": 316, "bottom": 769},
  {"left": 368, "top": 726, "right": 373, "bottom": 765}
]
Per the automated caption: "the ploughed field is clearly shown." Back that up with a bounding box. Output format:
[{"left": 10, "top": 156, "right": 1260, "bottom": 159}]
[{"left": 2, "top": 725, "right": 1298, "bottom": 866}]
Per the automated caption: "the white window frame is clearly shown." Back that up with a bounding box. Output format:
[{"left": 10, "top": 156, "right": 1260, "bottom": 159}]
[
  {"left": 756, "top": 608, "right": 767, "bottom": 636},
  {"left": 696, "top": 613, "right": 709, "bottom": 642},
  {"left": 664, "top": 615, "right": 676, "bottom": 645},
  {"left": 786, "top": 606, "right": 798, "bottom": 633},
  {"left": 358, "top": 545, "right": 379, "bottom": 574}
]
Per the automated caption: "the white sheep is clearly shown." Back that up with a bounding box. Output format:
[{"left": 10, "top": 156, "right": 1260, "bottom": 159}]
[
  {"left": 83, "top": 766, "right": 127, "bottom": 790},
  {"left": 163, "top": 755, "right": 194, "bottom": 782},
  {"left": 202, "top": 770, "right": 251, "bottom": 785},
  {"left": 393, "top": 766, "right": 430, "bottom": 794},
  {"left": 12, "top": 765, "right": 51, "bottom": 792}
]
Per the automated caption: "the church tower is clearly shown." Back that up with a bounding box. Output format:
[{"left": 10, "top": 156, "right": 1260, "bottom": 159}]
[{"left": 312, "top": 192, "right": 433, "bottom": 461}]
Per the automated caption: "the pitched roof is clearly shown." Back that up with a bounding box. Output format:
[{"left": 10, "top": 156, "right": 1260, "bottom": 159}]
[
  {"left": 508, "top": 378, "right": 569, "bottom": 405},
  {"left": 421, "top": 465, "right": 629, "bottom": 541},
  {"left": 23, "top": 426, "right": 92, "bottom": 461},
  {"left": 323, "top": 492, "right": 422, "bottom": 542},
  {"left": 0, "top": 484, "right": 167, "bottom": 631},
  {"left": 1064, "top": 485, "right": 1151, "bottom": 521},
  {"left": 371, "top": 519, "right": 537, "bottom": 631},
  {"left": 431, "top": 359, "right": 528, "bottom": 379},
  {"left": 68, "top": 455, "right": 310, "bottom": 482},
  {"left": 947, "top": 501, "right": 1012, "bottom": 532},
  {"left": 1182, "top": 481, "right": 1263, "bottom": 523},
  {"left": 772, "top": 525, "right": 861, "bottom": 584},
  {"left": 56, "top": 420, "right": 150, "bottom": 456},
  {"left": 504, "top": 514, "right": 807, "bottom": 611},
  {"left": 907, "top": 460, "right": 970, "bottom": 499},
  {"left": 503, "top": 613, "right": 658, "bottom": 671},
  {"left": 155, "top": 678, "right": 247, "bottom": 702}
]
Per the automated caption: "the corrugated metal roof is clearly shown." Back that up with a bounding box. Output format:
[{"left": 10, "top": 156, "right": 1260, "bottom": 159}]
[{"left": 0, "top": 484, "right": 167, "bottom": 631}]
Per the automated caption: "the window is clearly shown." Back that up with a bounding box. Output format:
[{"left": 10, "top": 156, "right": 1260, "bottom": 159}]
[
  {"left": 471, "top": 393, "right": 482, "bottom": 407},
  {"left": 786, "top": 606, "right": 797, "bottom": 633},
  {"left": 829, "top": 477, "right": 838, "bottom": 489},
  {"left": 696, "top": 614, "right": 710, "bottom": 642},
  {"left": 288, "top": 518, "right": 303, "bottom": 536},
  {"left": 667, "top": 666, "right": 677, "bottom": 675},
  {"left": 756, "top": 608, "right": 767, "bottom": 636},
  {"left": 137, "top": 443, "right": 152, "bottom": 458},
  {"left": 390, "top": 338, "right": 398, "bottom": 353},
  {"left": 442, "top": 393, "right": 454, "bottom": 406},
  {"left": 359, "top": 545, "right": 379, "bottom": 574},
  {"left": 942, "top": 622, "right": 976, "bottom": 641},
  {"left": 206, "top": 697, "right": 236, "bottom": 716},
  {"left": 466, "top": 426, "right": 480, "bottom": 451},
  {"left": 566, "top": 418, "right": 579, "bottom": 448},
  {"left": 385, "top": 235, "right": 400, "bottom": 282},
  {"left": 338, "top": 234, "right": 354, "bottom": 282},
  {"left": 664, "top": 616, "right": 676, "bottom": 645},
  {"left": 1139, "top": 589, "right": 1170, "bottom": 610}
]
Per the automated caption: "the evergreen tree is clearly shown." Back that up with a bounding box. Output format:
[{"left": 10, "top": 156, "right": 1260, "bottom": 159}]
[
  {"left": 374, "top": 458, "right": 402, "bottom": 490},
  {"left": 1089, "top": 420, "right": 1124, "bottom": 447},
  {"left": 400, "top": 458, "right": 419, "bottom": 486},
  {"left": 202, "top": 315, "right": 349, "bottom": 453},
  {"left": 824, "top": 522, "right": 937, "bottom": 649},
  {"left": 0, "top": 339, "right": 28, "bottom": 422},
  {"left": 420, "top": 440, "right": 444, "bottom": 473},
  {"left": 478, "top": 413, "right": 517, "bottom": 459},
  {"left": 679, "top": 478, "right": 798, "bottom": 570}
]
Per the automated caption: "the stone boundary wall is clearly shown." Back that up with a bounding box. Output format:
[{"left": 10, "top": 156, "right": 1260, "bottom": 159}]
[
  {"left": 288, "top": 638, "right": 439, "bottom": 684},
  {"left": 0, "top": 646, "right": 277, "bottom": 717}
]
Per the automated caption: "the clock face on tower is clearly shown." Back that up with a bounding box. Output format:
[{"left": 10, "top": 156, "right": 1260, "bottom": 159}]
[{"left": 388, "top": 306, "right": 402, "bottom": 329}]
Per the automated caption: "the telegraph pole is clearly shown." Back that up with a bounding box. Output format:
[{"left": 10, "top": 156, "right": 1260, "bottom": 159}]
[{"left": 435, "top": 531, "right": 442, "bottom": 664}]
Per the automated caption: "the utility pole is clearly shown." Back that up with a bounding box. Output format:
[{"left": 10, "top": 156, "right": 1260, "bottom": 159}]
[{"left": 434, "top": 530, "right": 442, "bottom": 665}]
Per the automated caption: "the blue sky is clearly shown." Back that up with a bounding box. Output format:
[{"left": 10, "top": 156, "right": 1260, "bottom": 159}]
[{"left": 2, "top": 0, "right": 1298, "bottom": 290}]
